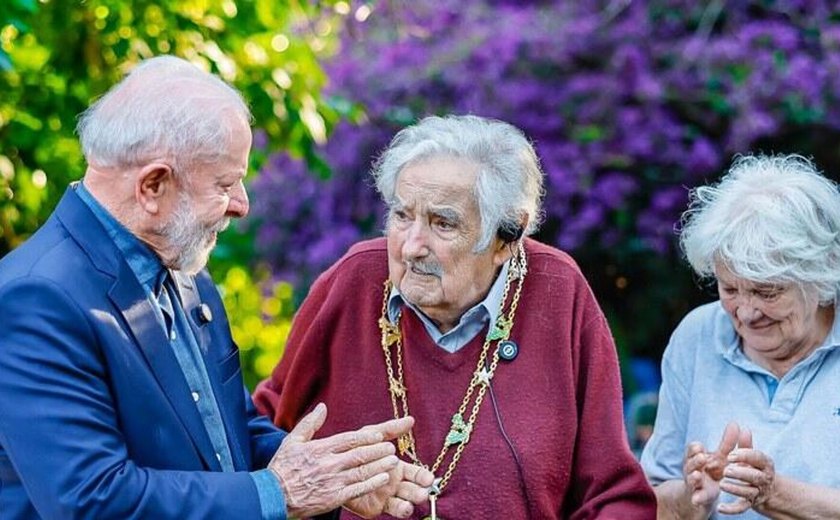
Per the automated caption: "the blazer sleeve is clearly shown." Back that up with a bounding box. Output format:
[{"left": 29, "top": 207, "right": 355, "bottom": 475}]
[
  {"left": 0, "top": 277, "right": 264, "bottom": 520},
  {"left": 244, "top": 384, "right": 286, "bottom": 470}
]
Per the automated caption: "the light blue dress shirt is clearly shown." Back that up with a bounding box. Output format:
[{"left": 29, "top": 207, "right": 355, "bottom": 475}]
[{"left": 75, "top": 182, "right": 285, "bottom": 520}]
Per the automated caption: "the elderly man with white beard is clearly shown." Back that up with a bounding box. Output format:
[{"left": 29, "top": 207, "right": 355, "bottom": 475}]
[{"left": 0, "top": 55, "right": 434, "bottom": 520}]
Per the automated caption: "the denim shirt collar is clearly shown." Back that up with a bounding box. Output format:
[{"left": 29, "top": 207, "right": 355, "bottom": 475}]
[{"left": 74, "top": 181, "right": 164, "bottom": 294}]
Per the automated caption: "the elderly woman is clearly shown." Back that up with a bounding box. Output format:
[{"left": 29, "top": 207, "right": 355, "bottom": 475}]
[
  {"left": 255, "top": 115, "right": 656, "bottom": 518},
  {"left": 641, "top": 154, "right": 840, "bottom": 519}
]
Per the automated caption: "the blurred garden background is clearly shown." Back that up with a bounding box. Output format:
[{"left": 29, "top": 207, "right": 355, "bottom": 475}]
[{"left": 4, "top": 0, "right": 840, "bottom": 441}]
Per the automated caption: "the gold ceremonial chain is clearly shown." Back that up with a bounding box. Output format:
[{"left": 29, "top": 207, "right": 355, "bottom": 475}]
[{"left": 378, "top": 243, "right": 528, "bottom": 511}]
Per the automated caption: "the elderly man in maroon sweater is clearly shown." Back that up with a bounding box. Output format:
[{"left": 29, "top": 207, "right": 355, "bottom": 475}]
[{"left": 254, "top": 115, "right": 656, "bottom": 519}]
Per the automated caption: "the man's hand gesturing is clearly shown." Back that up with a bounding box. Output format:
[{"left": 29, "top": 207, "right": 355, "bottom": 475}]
[{"left": 267, "top": 403, "right": 416, "bottom": 518}]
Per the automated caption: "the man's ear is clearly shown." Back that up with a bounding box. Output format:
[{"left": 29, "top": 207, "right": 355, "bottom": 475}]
[
  {"left": 136, "top": 162, "right": 174, "bottom": 214},
  {"left": 492, "top": 214, "right": 529, "bottom": 267},
  {"left": 491, "top": 237, "right": 514, "bottom": 267}
]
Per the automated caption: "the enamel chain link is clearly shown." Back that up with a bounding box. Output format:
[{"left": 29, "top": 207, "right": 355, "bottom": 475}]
[{"left": 378, "top": 243, "right": 527, "bottom": 517}]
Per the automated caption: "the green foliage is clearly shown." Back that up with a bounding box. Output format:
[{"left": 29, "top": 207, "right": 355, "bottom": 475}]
[
  {"left": 1, "top": 0, "right": 351, "bottom": 387},
  {"left": 216, "top": 265, "right": 296, "bottom": 390}
]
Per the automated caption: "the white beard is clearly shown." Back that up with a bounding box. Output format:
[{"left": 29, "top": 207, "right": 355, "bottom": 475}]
[{"left": 160, "top": 192, "right": 230, "bottom": 275}]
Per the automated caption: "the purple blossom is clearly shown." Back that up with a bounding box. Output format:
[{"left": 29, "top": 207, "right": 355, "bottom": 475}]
[
  {"left": 592, "top": 173, "right": 639, "bottom": 210},
  {"left": 250, "top": 0, "right": 840, "bottom": 300}
]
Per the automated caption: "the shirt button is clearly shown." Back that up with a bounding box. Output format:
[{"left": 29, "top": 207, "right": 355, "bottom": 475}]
[
  {"left": 191, "top": 391, "right": 200, "bottom": 402},
  {"left": 170, "top": 330, "right": 177, "bottom": 341},
  {"left": 216, "top": 453, "right": 221, "bottom": 462}
]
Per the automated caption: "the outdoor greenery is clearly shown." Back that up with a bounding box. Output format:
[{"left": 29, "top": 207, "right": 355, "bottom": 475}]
[{"left": 5, "top": 1, "right": 840, "bottom": 392}]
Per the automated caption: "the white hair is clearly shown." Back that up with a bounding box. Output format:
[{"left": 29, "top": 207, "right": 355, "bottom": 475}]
[
  {"left": 76, "top": 55, "right": 251, "bottom": 175},
  {"left": 680, "top": 153, "right": 840, "bottom": 304},
  {"left": 371, "top": 114, "right": 545, "bottom": 251}
]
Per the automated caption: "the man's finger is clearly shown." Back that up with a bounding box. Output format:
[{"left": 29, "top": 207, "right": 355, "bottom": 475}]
[
  {"left": 691, "top": 487, "right": 715, "bottom": 506},
  {"left": 684, "top": 441, "right": 705, "bottom": 458},
  {"left": 360, "top": 416, "right": 415, "bottom": 441},
  {"left": 315, "top": 428, "right": 386, "bottom": 454},
  {"left": 705, "top": 422, "right": 741, "bottom": 480},
  {"left": 340, "top": 454, "right": 399, "bottom": 487},
  {"left": 287, "top": 402, "right": 328, "bottom": 443},
  {"left": 384, "top": 496, "right": 414, "bottom": 519},
  {"left": 720, "top": 479, "right": 757, "bottom": 498},
  {"left": 332, "top": 442, "right": 396, "bottom": 471},
  {"left": 395, "top": 479, "right": 431, "bottom": 504},
  {"left": 400, "top": 461, "right": 435, "bottom": 488},
  {"left": 338, "top": 472, "right": 391, "bottom": 502},
  {"left": 686, "top": 469, "right": 703, "bottom": 490}
]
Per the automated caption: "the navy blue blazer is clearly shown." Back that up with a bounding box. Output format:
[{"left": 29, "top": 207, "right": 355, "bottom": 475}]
[{"left": 0, "top": 187, "right": 286, "bottom": 519}]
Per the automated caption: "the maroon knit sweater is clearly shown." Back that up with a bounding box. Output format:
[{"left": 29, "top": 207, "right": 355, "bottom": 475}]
[{"left": 254, "top": 238, "right": 655, "bottom": 519}]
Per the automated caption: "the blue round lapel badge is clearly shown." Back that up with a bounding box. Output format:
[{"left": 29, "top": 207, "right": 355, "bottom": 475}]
[{"left": 498, "top": 340, "right": 519, "bottom": 361}]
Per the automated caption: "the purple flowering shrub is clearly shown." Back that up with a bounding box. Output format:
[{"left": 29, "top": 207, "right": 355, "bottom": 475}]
[{"left": 251, "top": 1, "right": 840, "bottom": 365}]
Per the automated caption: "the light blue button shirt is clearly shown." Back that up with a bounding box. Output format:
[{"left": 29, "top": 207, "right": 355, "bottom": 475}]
[
  {"left": 641, "top": 301, "right": 840, "bottom": 519},
  {"left": 75, "top": 182, "right": 285, "bottom": 520},
  {"left": 388, "top": 262, "right": 509, "bottom": 352}
]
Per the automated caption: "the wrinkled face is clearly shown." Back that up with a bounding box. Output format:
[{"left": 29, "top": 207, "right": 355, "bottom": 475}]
[
  {"left": 386, "top": 157, "right": 508, "bottom": 332},
  {"left": 162, "top": 115, "right": 251, "bottom": 274},
  {"left": 716, "top": 264, "right": 827, "bottom": 365}
]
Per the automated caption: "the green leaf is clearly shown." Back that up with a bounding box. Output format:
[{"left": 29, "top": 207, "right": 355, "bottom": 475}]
[
  {"left": 8, "top": 44, "right": 50, "bottom": 71},
  {"left": 572, "top": 124, "right": 604, "bottom": 143},
  {"left": 11, "top": 0, "right": 38, "bottom": 13}
]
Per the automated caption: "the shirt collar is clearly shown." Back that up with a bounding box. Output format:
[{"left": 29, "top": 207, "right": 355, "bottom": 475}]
[
  {"left": 387, "top": 261, "right": 510, "bottom": 336},
  {"left": 74, "top": 181, "right": 165, "bottom": 294},
  {"left": 719, "top": 303, "right": 840, "bottom": 373}
]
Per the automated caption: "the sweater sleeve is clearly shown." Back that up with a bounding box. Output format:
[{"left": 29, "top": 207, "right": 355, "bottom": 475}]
[
  {"left": 563, "top": 300, "right": 657, "bottom": 519},
  {"left": 253, "top": 267, "right": 336, "bottom": 429}
]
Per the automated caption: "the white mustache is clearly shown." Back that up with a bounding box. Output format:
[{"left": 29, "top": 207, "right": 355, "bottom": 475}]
[{"left": 406, "top": 259, "right": 443, "bottom": 277}]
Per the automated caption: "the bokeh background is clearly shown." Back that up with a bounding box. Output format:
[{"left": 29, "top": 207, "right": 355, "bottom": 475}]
[{"left": 4, "top": 0, "right": 840, "bottom": 448}]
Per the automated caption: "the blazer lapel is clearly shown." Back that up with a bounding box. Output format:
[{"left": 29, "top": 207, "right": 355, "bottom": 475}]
[
  {"left": 109, "top": 262, "right": 222, "bottom": 471},
  {"left": 172, "top": 273, "right": 211, "bottom": 353}
]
